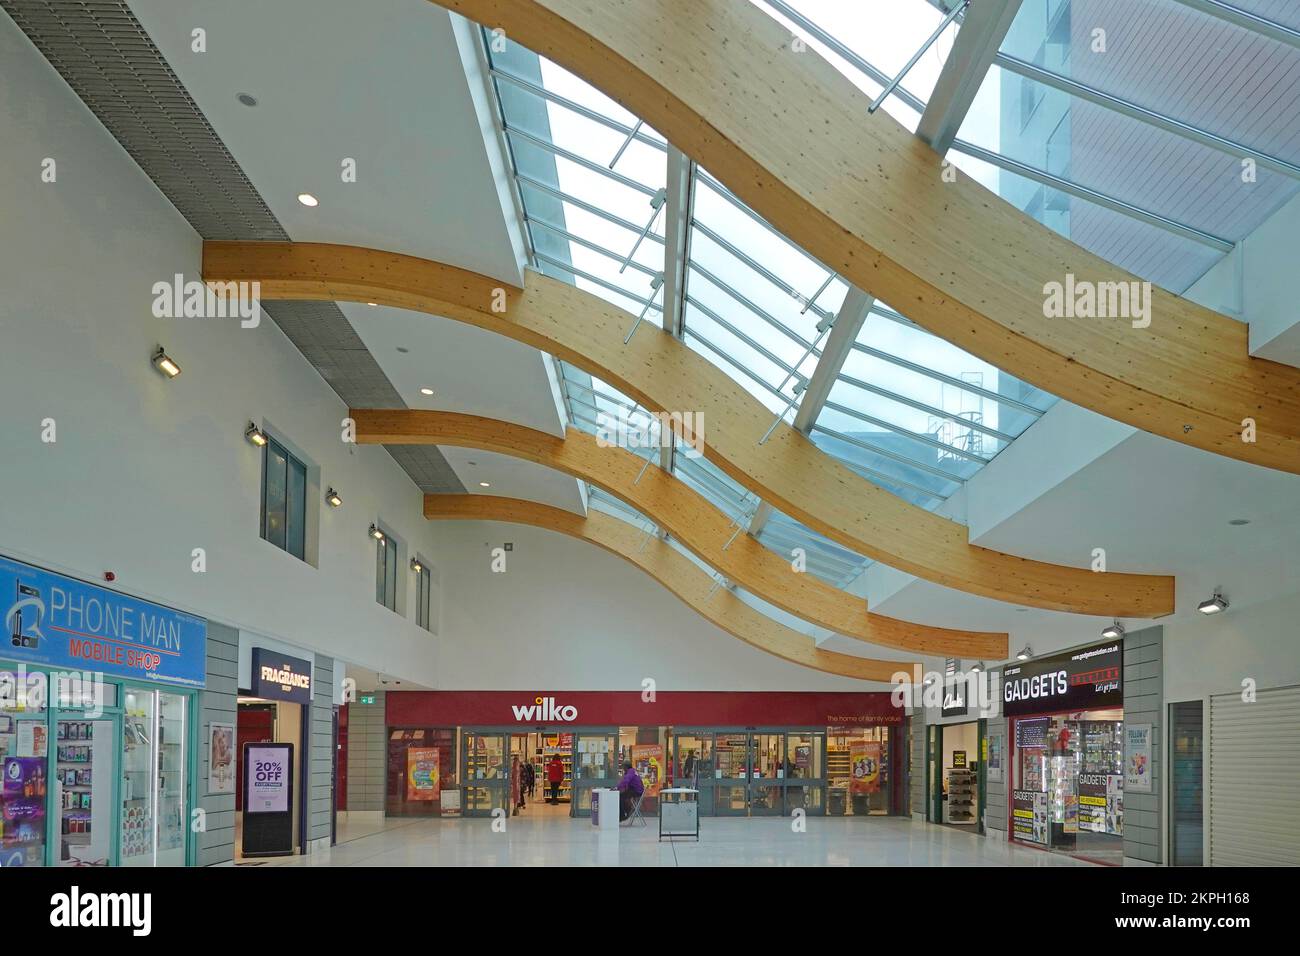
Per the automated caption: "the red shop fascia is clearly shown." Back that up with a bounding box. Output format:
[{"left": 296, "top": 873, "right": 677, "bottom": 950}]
[{"left": 386, "top": 690, "right": 905, "bottom": 729}]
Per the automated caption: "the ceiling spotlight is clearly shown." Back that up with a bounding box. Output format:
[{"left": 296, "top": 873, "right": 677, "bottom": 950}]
[
  {"left": 970, "top": 661, "right": 984, "bottom": 673},
  {"left": 369, "top": 524, "right": 385, "bottom": 542},
  {"left": 245, "top": 422, "right": 268, "bottom": 447},
  {"left": 1197, "top": 592, "right": 1229, "bottom": 615},
  {"left": 236, "top": 92, "right": 258, "bottom": 107},
  {"left": 1101, "top": 620, "right": 1125, "bottom": 640},
  {"left": 410, "top": 558, "right": 424, "bottom": 573},
  {"left": 1016, "top": 645, "right": 1033, "bottom": 661},
  {"left": 325, "top": 488, "right": 342, "bottom": 508},
  {"left": 419, "top": 387, "right": 434, "bottom": 396},
  {"left": 151, "top": 346, "right": 181, "bottom": 379},
  {"left": 478, "top": 481, "right": 491, "bottom": 488},
  {"left": 297, "top": 193, "right": 319, "bottom": 207}
]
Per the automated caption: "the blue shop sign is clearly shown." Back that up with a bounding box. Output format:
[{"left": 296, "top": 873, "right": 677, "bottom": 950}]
[{"left": 1, "top": 554, "right": 206, "bottom": 688}]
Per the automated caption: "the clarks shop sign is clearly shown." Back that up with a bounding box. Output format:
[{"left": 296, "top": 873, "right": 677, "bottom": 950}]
[
  {"left": 1000, "top": 641, "right": 1122, "bottom": 717},
  {"left": 251, "top": 648, "right": 312, "bottom": 705}
]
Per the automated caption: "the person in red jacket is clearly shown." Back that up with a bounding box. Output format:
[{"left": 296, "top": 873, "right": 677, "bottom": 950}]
[{"left": 546, "top": 754, "right": 565, "bottom": 805}]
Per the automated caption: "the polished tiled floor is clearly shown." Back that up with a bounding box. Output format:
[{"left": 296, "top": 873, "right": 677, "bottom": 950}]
[{"left": 270, "top": 813, "right": 1098, "bottom": 867}]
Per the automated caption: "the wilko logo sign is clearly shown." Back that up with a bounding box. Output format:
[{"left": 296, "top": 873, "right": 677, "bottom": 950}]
[{"left": 510, "top": 695, "right": 578, "bottom": 723}]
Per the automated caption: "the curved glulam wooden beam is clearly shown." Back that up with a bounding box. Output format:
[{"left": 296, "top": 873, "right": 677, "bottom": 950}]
[
  {"left": 355, "top": 409, "right": 1006, "bottom": 658},
  {"left": 425, "top": 494, "right": 915, "bottom": 682},
  {"left": 203, "top": 240, "right": 1174, "bottom": 617},
  {"left": 439, "top": 0, "right": 1300, "bottom": 474}
]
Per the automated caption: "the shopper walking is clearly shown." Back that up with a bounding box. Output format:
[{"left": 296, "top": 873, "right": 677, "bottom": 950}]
[{"left": 546, "top": 754, "right": 565, "bottom": 804}]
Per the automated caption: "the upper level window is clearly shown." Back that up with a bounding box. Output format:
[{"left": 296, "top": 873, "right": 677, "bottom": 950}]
[
  {"left": 262, "top": 437, "right": 308, "bottom": 561},
  {"left": 376, "top": 532, "right": 398, "bottom": 612},
  {"left": 415, "top": 561, "right": 433, "bottom": 632}
]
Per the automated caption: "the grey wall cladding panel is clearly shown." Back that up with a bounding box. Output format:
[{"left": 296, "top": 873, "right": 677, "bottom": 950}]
[
  {"left": 345, "top": 692, "right": 387, "bottom": 812},
  {"left": 0, "top": 0, "right": 464, "bottom": 495},
  {"left": 308, "top": 656, "right": 335, "bottom": 844},
  {"left": 1123, "top": 625, "right": 1163, "bottom": 864},
  {"left": 909, "top": 713, "right": 924, "bottom": 816},
  {"left": 198, "top": 621, "right": 239, "bottom": 866},
  {"left": 986, "top": 725, "right": 1008, "bottom": 832}
]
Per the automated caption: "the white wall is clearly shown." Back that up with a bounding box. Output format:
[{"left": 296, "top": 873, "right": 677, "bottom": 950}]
[
  {"left": 0, "top": 17, "right": 440, "bottom": 686},
  {"left": 428, "top": 522, "right": 879, "bottom": 691}
]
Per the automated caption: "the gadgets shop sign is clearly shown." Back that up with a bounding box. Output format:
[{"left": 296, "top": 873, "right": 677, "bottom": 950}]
[{"left": 1001, "top": 641, "right": 1123, "bottom": 717}]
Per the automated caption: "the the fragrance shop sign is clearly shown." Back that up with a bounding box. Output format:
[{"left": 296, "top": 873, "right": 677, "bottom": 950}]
[
  {"left": 251, "top": 648, "right": 312, "bottom": 705},
  {"left": 1000, "top": 641, "right": 1123, "bottom": 717}
]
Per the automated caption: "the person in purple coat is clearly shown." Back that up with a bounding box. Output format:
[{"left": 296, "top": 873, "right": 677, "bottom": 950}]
[{"left": 616, "top": 761, "right": 645, "bottom": 821}]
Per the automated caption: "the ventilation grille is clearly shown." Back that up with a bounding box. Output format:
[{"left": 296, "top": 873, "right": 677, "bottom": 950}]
[{"left": 2, "top": 0, "right": 465, "bottom": 493}]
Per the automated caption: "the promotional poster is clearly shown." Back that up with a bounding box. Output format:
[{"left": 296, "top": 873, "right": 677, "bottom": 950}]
[
  {"left": 246, "top": 745, "right": 290, "bottom": 813},
  {"left": 407, "top": 747, "right": 440, "bottom": 801},
  {"left": 631, "top": 744, "right": 664, "bottom": 796},
  {"left": 850, "top": 740, "right": 881, "bottom": 794}
]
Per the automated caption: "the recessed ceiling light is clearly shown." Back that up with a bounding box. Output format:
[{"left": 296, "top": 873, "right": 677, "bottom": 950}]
[
  {"left": 236, "top": 92, "right": 258, "bottom": 107},
  {"left": 1228, "top": 518, "right": 1250, "bottom": 526},
  {"left": 396, "top": 347, "right": 410, "bottom": 354},
  {"left": 479, "top": 481, "right": 491, "bottom": 488},
  {"left": 297, "top": 193, "right": 319, "bottom": 207},
  {"left": 366, "top": 302, "right": 378, "bottom": 307},
  {"left": 467, "top": 460, "right": 477, "bottom": 466},
  {"left": 419, "top": 387, "right": 434, "bottom": 396}
]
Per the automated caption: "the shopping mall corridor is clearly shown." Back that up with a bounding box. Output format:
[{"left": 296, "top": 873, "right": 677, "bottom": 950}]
[{"left": 261, "top": 816, "right": 1099, "bottom": 868}]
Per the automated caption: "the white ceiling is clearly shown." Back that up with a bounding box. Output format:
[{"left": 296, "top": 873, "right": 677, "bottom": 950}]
[{"left": 128, "top": 0, "right": 585, "bottom": 511}]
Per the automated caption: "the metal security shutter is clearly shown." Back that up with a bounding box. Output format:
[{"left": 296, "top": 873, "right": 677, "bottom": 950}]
[{"left": 1208, "top": 685, "right": 1300, "bottom": 866}]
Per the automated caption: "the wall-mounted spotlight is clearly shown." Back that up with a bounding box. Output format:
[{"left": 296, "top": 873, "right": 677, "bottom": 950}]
[
  {"left": 410, "top": 557, "right": 424, "bottom": 573},
  {"left": 923, "top": 674, "right": 936, "bottom": 688},
  {"left": 1197, "top": 592, "right": 1229, "bottom": 615},
  {"left": 369, "top": 524, "right": 385, "bottom": 542},
  {"left": 325, "top": 488, "right": 342, "bottom": 508},
  {"left": 151, "top": 346, "right": 181, "bottom": 379},
  {"left": 1101, "top": 620, "right": 1125, "bottom": 640},
  {"left": 245, "top": 422, "right": 268, "bottom": 447},
  {"left": 1016, "top": 645, "right": 1033, "bottom": 661}
]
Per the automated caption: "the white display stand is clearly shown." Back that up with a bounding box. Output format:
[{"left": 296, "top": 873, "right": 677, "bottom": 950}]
[
  {"left": 659, "top": 787, "right": 699, "bottom": 842},
  {"left": 591, "top": 788, "right": 620, "bottom": 834}
]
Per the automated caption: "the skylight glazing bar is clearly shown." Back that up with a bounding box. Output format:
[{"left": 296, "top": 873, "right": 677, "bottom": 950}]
[
  {"left": 822, "top": 400, "right": 992, "bottom": 463},
  {"left": 917, "top": 0, "right": 1021, "bottom": 154},
  {"left": 686, "top": 295, "right": 815, "bottom": 380},
  {"left": 504, "top": 125, "right": 660, "bottom": 196},
  {"left": 1169, "top": 0, "right": 1300, "bottom": 51},
  {"left": 516, "top": 173, "right": 664, "bottom": 239},
  {"left": 869, "top": 0, "right": 969, "bottom": 113},
  {"left": 691, "top": 218, "right": 837, "bottom": 322},
  {"left": 757, "top": 0, "right": 930, "bottom": 113},
  {"left": 489, "top": 67, "right": 667, "bottom": 151},
  {"left": 811, "top": 423, "right": 972, "bottom": 484},
  {"left": 950, "top": 140, "right": 1236, "bottom": 251},
  {"left": 836, "top": 370, "right": 1017, "bottom": 443},
  {"left": 993, "top": 53, "right": 1300, "bottom": 180},
  {"left": 850, "top": 339, "right": 1045, "bottom": 416},
  {"left": 528, "top": 216, "right": 661, "bottom": 277},
  {"left": 689, "top": 264, "right": 821, "bottom": 353},
  {"left": 535, "top": 251, "right": 663, "bottom": 313}
]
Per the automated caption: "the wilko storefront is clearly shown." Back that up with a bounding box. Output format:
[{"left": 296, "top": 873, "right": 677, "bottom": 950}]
[
  {"left": 382, "top": 691, "right": 907, "bottom": 820},
  {"left": 1002, "top": 640, "right": 1127, "bottom": 865}
]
